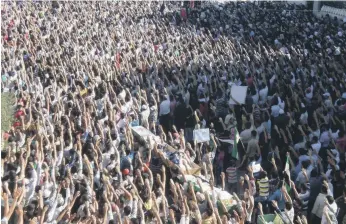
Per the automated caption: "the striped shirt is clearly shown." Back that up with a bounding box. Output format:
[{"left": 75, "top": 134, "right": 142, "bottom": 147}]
[
  {"left": 257, "top": 177, "right": 269, "bottom": 197},
  {"left": 226, "top": 166, "right": 238, "bottom": 184}
]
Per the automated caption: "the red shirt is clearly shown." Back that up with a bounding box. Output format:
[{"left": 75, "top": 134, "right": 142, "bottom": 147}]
[
  {"left": 15, "top": 110, "right": 24, "bottom": 119},
  {"left": 154, "top": 45, "right": 159, "bottom": 52},
  {"left": 199, "top": 103, "right": 208, "bottom": 119},
  {"left": 181, "top": 8, "right": 187, "bottom": 20},
  {"left": 13, "top": 121, "right": 21, "bottom": 128}
]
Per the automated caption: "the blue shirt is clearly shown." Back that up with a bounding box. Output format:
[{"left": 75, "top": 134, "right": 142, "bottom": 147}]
[
  {"left": 269, "top": 189, "right": 285, "bottom": 211},
  {"left": 131, "top": 120, "right": 139, "bottom": 127}
]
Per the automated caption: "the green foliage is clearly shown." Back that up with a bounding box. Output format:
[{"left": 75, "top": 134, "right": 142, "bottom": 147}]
[{"left": 1, "top": 93, "right": 15, "bottom": 132}]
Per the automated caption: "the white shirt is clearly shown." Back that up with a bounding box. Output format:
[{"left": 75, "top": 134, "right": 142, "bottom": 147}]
[
  {"left": 311, "top": 142, "right": 321, "bottom": 154},
  {"left": 309, "top": 129, "right": 321, "bottom": 141},
  {"left": 140, "top": 106, "right": 150, "bottom": 125},
  {"left": 321, "top": 202, "right": 338, "bottom": 224},
  {"left": 278, "top": 97, "right": 285, "bottom": 110},
  {"left": 306, "top": 86, "right": 314, "bottom": 99},
  {"left": 159, "top": 100, "right": 170, "bottom": 116},
  {"left": 251, "top": 90, "right": 259, "bottom": 105},
  {"left": 259, "top": 86, "right": 268, "bottom": 103},
  {"left": 284, "top": 207, "right": 294, "bottom": 224},
  {"left": 320, "top": 131, "right": 330, "bottom": 147},
  {"left": 294, "top": 141, "right": 306, "bottom": 151},
  {"left": 224, "top": 114, "right": 234, "bottom": 126},
  {"left": 184, "top": 91, "right": 190, "bottom": 106},
  {"left": 271, "top": 105, "right": 280, "bottom": 117},
  {"left": 300, "top": 112, "right": 308, "bottom": 125},
  {"left": 117, "top": 118, "right": 127, "bottom": 129},
  {"left": 330, "top": 129, "right": 339, "bottom": 140},
  {"left": 312, "top": 193, "right": 327, "bottom": 218}
]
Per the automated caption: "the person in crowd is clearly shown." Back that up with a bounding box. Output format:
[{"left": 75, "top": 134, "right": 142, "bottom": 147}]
[{"left": 1, "top": 1, "right": 346, "bottom": 223}]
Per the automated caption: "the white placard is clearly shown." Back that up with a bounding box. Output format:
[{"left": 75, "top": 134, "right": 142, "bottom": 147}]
[
  {"left": 193, "top": 128, "right": 210, "bottom": 143},
  {"left": 229, "top": 85, "right": 248, "bottom": 105}
]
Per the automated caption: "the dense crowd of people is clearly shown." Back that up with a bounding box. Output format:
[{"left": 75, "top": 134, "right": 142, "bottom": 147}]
[{"left": 1, "top": 1, "right": 346, "bottom": 224}]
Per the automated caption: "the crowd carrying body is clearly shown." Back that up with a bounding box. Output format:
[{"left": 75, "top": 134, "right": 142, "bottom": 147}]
[{"left": 1, "top": 1, "right": 346, "bottom": 224}]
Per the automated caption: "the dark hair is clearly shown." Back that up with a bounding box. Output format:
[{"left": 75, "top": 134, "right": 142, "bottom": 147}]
[
  {"left": 299, "top": 148, "right": 307, "bottom": 155},
  {"left": 321, "top": 185, "right": 328, "bottom": 194},
  {"left": 124, "top": 205, "right": 132, "bottom": 216},
  {"left": 310, "top": 169, "right": 318, "bottom": 178},
  {"left": 251, "top": 130, "right": 257, "bottom": 137},
  {"left": 285, "top": 201, "right": 293, "bottom": 210},
  {"left": 301, "top": 160, "right": 310, "bottom": 169},
  {"left": 326, "top": 195, "right": 334, "bottom": 204},
  {"left": 312, "top": 136, "right": 318, "bottom": 143},
  {"left": 206, "top": 207, "right": 213, "bottom": 216}
]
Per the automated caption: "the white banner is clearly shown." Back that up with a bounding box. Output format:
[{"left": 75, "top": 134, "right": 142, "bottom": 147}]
[{"left": 193, "top": 128, "right": 210, "bottom": 143}]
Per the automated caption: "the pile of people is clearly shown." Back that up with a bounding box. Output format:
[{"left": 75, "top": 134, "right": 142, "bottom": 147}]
[{"left": 1, "top": 1, "right": 346, "bottom": 223}]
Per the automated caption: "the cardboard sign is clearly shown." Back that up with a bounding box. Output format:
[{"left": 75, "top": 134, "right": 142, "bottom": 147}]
[
  {"left": 193, "top": 128, "right": 210, "bottom": 143},
  {"left": 228, "top": 85, "right": 248, "bottom": 105}
]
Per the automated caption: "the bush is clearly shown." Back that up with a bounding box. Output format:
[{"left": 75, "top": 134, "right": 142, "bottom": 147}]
[{"left": 1, "top": 93, "right": 15, "bottom": 132}]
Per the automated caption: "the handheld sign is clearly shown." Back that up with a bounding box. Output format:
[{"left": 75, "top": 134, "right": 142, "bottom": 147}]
[
  {"left": 228, "top": 85, "right": 248, "bottom": 105},
  {"left": 193, "top": 128, "right": 210, "bottom": 143}
]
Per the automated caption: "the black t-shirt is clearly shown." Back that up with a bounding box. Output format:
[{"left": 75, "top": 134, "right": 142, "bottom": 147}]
[
  {"left": 336, "top": 196, "right": 346, "bottom": 223},
  {"left": 274, "top": 114, "right": 289, "bottom": 130},
  {"left": 175, "top": 103, "right": 186, "bottom": 121},
  {"left": 185, "top": 108, "right": 196, "bottom": 128}
]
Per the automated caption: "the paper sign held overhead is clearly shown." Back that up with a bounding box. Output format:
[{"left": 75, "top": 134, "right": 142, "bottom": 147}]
[
  {"left": 193, "top": 128, "right": 210, "bottom": 143},
  {"left": 228, "top": 85, "right": 248, "bottom": 105}
]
